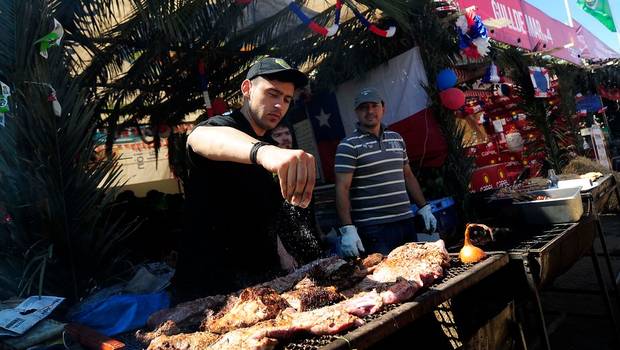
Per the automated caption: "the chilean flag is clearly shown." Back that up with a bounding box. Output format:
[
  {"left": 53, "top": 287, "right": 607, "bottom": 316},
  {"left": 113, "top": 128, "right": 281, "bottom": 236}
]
[
  {"left": 305, "top": 92, "right": 346, "bottom": 183},
  {"left": 304, "top": 47, "right": 447, "bottom": 183},
  {"left": 334, "top": 47, "right": 447, "bottom": 168},
  {"left": 308, "top": 48, "right": 447, "bottom": 181}
]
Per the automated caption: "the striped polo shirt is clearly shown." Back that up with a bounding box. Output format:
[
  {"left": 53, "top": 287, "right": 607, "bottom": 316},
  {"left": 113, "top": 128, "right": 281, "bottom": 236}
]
[{"left": 334, "top": 125, "right": 413, "bottom": 227}]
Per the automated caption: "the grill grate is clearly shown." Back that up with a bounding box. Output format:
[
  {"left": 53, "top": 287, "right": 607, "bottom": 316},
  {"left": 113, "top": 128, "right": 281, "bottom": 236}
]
[
  {"left": 502, "top": 223, "right": 574, "bottom": 253},
  {"left": 451, "top": 223, "right": 577, "bottom": 254},
  {"left": 281, "top": 257, "right": 478, "bottom": 350}
]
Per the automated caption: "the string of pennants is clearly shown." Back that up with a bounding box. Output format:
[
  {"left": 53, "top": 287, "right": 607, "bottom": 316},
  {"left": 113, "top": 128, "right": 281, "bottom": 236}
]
[{"left": 236, "top": 0, "right": 396, "bottom": 38}]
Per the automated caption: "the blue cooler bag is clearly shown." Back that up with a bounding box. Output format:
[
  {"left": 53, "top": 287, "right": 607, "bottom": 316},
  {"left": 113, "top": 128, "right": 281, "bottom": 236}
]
[{"left": 68, "top": 292, "right": 170, "bottom": 336}]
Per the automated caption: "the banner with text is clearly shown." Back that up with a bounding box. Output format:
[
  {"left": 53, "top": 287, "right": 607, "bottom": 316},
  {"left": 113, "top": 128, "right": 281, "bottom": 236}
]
[{"left": 457, "top": 0, "right": 619, "bottom": 63}]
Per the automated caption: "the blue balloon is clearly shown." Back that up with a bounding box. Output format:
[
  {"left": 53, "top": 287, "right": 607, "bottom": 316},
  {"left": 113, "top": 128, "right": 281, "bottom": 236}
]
[{"left": 437, "top": 68, "right": 457, "bottom": 91}]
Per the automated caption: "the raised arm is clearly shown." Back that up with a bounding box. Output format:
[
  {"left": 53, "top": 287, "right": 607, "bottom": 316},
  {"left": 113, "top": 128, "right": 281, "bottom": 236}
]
[{"left": 188, "top": 125, "right": 316, "bottom": 207}]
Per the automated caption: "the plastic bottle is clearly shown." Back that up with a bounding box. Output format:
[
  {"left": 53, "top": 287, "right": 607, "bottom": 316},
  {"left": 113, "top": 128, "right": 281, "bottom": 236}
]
[{"left": 548, "top": 169, "right": 559, "bottom": 188}]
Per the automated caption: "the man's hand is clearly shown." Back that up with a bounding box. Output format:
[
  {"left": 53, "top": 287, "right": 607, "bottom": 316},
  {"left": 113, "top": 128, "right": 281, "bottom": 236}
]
[
  {"left": 257, "top": 145, "right": 316, "bottom": 208},
  {"left": 417, "top": 204, "right": 437, "bottom": 232},
  {"left": 338, "top": 225, "right": 365, "bottom": 258}
]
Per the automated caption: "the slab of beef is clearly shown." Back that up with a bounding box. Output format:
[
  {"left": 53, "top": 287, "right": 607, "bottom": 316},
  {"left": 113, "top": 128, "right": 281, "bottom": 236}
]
[
  {"left": 260, "top": 256, "right": 345, "bottom": 293},
  {"left": 372, "top": 240, "right": 450, "bottom": 284},
  {"left": 146, "top": 294, "right": 227, "bottom": 329},
  {"left": 292, "top": 258, "right": 372, "bottom": 292},
  {"left": 146, "top": 257, "right": 343, "bottom": 332},
  {"left": 343, "top": 290, "right": 384, "bottom": 317},
  {"left": 273, "top": 303, "right": 364, "bottom": 336},
  {"left": 210, "top": 303, "right": 363, "bottom": 346},
  {"left": 362, "top": 253, "right": 384, "bottom": 269},
  {"left": 204, "top": 287, "right": 289, "bottom": 334},
  {"left": 281, "top": 286, "right": 343, "bottom": 311},
  {"left": 211, "top": 302, "right": 364, "bottom": 341},
  {"left": 136, "top": 320, "right": 181, "bottom": 343},
  {"left": 343, "top": 240, "right": 450, "bottom": 304},
  {"left": 149, "top": 302, "right": 364, "bottom": 350},
  {"left": 146, "top": 331, "right": 220, "bottom": 350},
  {"left": 208, "top": 326, "right": 279, "bottom": 350}
]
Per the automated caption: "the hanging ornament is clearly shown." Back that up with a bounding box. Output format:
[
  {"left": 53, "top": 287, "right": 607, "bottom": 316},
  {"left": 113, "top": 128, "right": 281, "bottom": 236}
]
[
  {"left": 48, "top": 88, "right": 62, "bottom": 117},
  {"left": 505, "top": 131, "right": 524, "bottom": 152},
  {"left": 528, "top": 66, "right": 551, "bottom": 98},
  {"left": 583, "top": 139, "right": 590, "bottom": 150},
  {"left": 437, "top": 68, "right": 458, "bottom": 91},
  {"left": 482, "top": 62, "right": 500, "bottom": 84},
  {"left": 346, "top": 2, "right": 396, "bottom": 38},
  {"left": 0, "top": 81, "right": 10, "bottom": 114},
  {"left": 197, "top": 59, "right": 213, "bottom": 116},
  {"left": 0, "top": 81, "right": 10, "bottom": 127},
  {"left": 33, "top": 18, "right": 64, "bottom": 59},
  {"left": 456, "top": 7, "right": 490, "bottom": 58},
  {"left": 498, "top": 84, "right": 511, "bottom": 96},
  {"left": 24, "top": 81, "right": 62, "bottom": 116},
  {"left": 287, "top": 0, "right": 339, "bottom": 37},
  {"left": 433, "top": 0, "right": 458, "bottom": 15}
]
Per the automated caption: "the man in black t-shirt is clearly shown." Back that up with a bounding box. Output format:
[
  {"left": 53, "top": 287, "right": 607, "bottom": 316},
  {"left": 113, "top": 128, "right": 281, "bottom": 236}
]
[{"left": 175, "top": 57, "right": 315, "bottom": 298}]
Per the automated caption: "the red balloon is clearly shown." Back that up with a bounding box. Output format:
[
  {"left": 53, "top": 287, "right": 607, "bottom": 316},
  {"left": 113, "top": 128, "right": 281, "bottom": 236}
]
[{"left": 440, "top": 88, "right": 465, "bottom": 110}]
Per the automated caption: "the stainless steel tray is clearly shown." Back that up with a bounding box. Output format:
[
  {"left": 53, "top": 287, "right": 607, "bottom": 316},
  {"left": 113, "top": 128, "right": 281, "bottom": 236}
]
[{"left": 513, "top": 187, "right": 583, "bottom": 224}]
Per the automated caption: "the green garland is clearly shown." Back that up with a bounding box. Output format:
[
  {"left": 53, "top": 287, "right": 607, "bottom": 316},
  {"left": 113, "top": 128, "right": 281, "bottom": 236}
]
[{"left": 412, "top": 2, "right": 476, "bottom": 222}]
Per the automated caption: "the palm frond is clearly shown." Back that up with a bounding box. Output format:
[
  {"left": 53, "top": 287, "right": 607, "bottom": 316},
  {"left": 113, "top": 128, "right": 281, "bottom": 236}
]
[
  {"left": 0, "top": 0, "right": 140, "bottom": 301},
  {"left": 0, "top": 0, "right": 17, "bottom": 77}
]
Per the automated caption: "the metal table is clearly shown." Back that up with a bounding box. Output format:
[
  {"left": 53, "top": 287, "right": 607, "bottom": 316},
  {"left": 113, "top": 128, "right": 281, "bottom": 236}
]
[
  {"left": 501, "top": 214, "right": 619, "bottom": 350},
  {"left": 580, "top": 174, "right": 620, "bottom": 304}
]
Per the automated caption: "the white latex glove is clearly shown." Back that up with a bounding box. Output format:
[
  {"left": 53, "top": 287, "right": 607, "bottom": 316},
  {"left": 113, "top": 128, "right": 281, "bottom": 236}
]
[
  {"left": 339, "top": 225, "right": 365, "bottom": 258},
  {"left": 417, "top": 204, "right": 437, "bottom": 233}
]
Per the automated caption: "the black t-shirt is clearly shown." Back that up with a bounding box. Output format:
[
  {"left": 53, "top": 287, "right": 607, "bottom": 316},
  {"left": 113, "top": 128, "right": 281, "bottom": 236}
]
[{"left": 175, "top": 111, "right": 283, "bottom": 296}]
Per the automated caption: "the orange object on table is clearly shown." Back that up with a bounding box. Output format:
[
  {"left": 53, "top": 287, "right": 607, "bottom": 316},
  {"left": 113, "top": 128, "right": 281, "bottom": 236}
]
[{"left": 64, "top": 323, "right": 125, "bottom": 350}]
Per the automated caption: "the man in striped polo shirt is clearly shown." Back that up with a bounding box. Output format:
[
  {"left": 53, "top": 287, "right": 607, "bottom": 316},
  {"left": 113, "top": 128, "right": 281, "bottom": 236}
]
[{"left": 334, "top": 87, "right": 437, "bottom": 257}]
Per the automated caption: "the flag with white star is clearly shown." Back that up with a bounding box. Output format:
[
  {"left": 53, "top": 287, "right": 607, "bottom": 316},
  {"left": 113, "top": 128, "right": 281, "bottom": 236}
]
[
  {"left": 306, "top": 92, "right": 345, "bottom": 141},
  {"left": 304, "top": 92, "right": 345, "bottom": 182}
]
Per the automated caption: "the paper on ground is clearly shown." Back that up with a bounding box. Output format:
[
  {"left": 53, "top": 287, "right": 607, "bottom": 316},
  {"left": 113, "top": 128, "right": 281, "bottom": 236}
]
[{"left": 0, "top": 296, "right": 64, "bottom": 337}]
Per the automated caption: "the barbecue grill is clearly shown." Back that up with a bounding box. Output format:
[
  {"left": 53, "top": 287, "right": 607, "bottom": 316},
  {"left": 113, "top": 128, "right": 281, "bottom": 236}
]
[
  {"left": 282, "top": 253, "right": 509, "bottom": 350},
  {"left": 505, "top": 219, "right": 595, "bottom": 288},
  {"left": 471, "top": 213, "right": 618, "bottom": 350}
]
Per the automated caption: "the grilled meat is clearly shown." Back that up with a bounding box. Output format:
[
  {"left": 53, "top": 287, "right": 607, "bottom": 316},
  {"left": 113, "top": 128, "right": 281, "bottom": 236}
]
[
  {"left": 343, "top": 240, "right": 450, "bottom": 304},
  {"left": 275, "top": 303, "right": 364, "bottom": 336},
  {"left": 145, "top": 242, "right": 450, "bottom": 347},
  {"left": 208, "top": 326, "right": 279, "bottom": 350},
  {"left": 259, "top": 256, "right": 344, "bottom": 293},
  {"left": 146, "top": 331, "right": 220, "bottom": 350},
  {"left": 293, "top": 258, "right": 371, "bottom": 291},
  {"left": 379, "top": 279, "right": 420, "bottom": 304},
  {"left": 136, "top": 320, "right": 181, "bottom": 343},
  {"left": 146, "top": 257, "right": 344, "bottom": 332},
  {"left": 343, "top": 290, "right": 383, "bottom": 317},
  {"left": 362, "top": 253, "right": 384, "bottom": 269},
  {"left": 375, "top": 240, "right": 450, "bottom": 283},
  {"left": 204, "top": 287, "right": 289, "bottom": 334},
  {"left": 281, "top": 286, "right": 343, "bottom": 311},
  {"left": 146, "top": 294, "right": 227, "bottom": 330}
]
